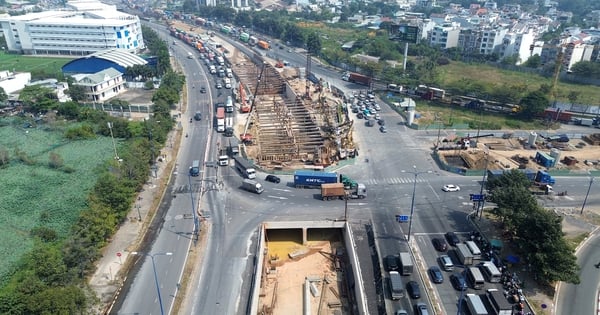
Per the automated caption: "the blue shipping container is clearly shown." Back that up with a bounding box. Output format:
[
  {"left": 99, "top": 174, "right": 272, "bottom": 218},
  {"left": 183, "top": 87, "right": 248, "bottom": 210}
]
[{"left": 294, "top": 170, "right": 337, "bottom": 187}]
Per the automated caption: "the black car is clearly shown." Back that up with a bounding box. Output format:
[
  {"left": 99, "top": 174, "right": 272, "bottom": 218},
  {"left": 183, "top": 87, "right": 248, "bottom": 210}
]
[
  {"left": 357, "top": 112, "right": 364, "bottom": 119},
  {"left": 450, "top": 273, "right": 468, "bottom": 291},
  {"left": 378, "top": 119, "right": 385, "bottom": 126},
  {"left": 385, "top": 255, "right": 399, "bottom": 271},
  {"left": 200, "top": 86, "right": 206, "bottom": 93},
  {"left": 445, "top": 232, "right": 460, "bottom": 246},
  {"left": 432, "top": 238, "right": 448, "bottom": 252},
  {"left": 428, "top": 266, "right": 444, "bottom": 283},
  {"left": 406, "top": 281, "right": 421, "bottom": 299},
  {"left": 265, "top": 175, "right": 281, "bottom": 183}
]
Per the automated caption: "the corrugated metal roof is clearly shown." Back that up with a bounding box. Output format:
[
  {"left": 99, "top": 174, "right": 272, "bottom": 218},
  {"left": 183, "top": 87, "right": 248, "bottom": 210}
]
[{"left": 87, "top": 49, "right": 147, "bottom": 68}]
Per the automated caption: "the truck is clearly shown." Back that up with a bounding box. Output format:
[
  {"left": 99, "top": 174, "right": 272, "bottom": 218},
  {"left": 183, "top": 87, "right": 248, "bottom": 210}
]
[
  {"left": 320, "top": 183, "right": 367, "bottom": 200},
  {"left": 216, "top": 56, "right": 225, "bottom": 66},
  {"left": 485, "top": 289, "right": 513, "bottom": 315},
  {"left": 239, "top": 32, "right": 250, "bottom": 43},
  {"left": 293, "top": 170, "right": 338, "bottom": 188},
  {"left": 534, "top": 170, "right": 555, "bottom": 185},
  {"left": 341, "top": 72, "right": 371, "bottom": 86},
  {"left": 388, "top": 271, "right": 404, "bottom": 300},
  {"left": 189, "top": 160, "right": 201, "bottom": 176},
  {"left": 465, "top": 294, "right": 490, "bottom": 315},
  {"left": 241, "top": 179, "right": 264, "bottom": 194},
  {"left": 226, "top": 96, "right": 234, "bottom": 113},
  {"left": 398, "top": 252, "right": 413, "bottom": 276},
  {"left": 233, "top": 155, "right": 256, "bottom": 179},
  {"left": 224, "top": 116, "right": 234, "bottom": 137},
  {"left": 257, "top": 40, "right": 270, "bottom": 50},
  {"left": 216, "top": 107, "right": 225, "bottom": 132},
  {"left": 576, "top": 118, "right": 594, "bottom": 126},
  {"left": 218, "top": 155, "right": 229, "bottom": 166},
  {"left": 456, "top": 243, "right": 474, "bottom": 266},
  {"left": 248, "top": 36, "right": 258, "bottom": 46},
  {"left": 487, "top": 169, "right": 555, "bottom": 186}
]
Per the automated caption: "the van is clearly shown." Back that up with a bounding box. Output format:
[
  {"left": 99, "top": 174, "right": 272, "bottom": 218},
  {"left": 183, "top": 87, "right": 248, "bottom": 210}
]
[
  {"left": 189, "top": 160, "right": 201, "bottom": 176},
  {"left": 226, "top": 68, "right": 233, "bottom": 78},
  {"left": 438, "top": 255, "right": 454, "bottom": 271},
  {"left": 209, "top": 65, "right": 216, "bottom": 74},
  {"left": 479, "top": 261, "right": 501, "bottom": 283},
  {"left": 218, "top": 155, "right": 229, "bottom": 166},
  {"left": 389, "top": 271, "right": 404, "bottom": 300},
  {"left": 467, "top": 267, "right": 485, "bottom": 289},
  {"left": 465, "top": 241, "right": 482, "bottom": 260}
]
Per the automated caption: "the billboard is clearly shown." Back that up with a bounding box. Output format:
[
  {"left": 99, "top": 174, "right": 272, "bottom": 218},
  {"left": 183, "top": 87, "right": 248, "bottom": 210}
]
[{"left": 391, "top": 24, "right": 421, "bottom": 44}]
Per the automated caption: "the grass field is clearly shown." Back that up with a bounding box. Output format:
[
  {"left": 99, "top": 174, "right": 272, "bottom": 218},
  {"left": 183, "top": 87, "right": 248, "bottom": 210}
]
[
  {"left": 0, "top": 117, "right": 114, "bottom": 283},
  {"left": 438, "top": 62, "right": 600, "bottom": 104},
  {"left": 0, "top": 52, "right": 72, "bottom": 78}
]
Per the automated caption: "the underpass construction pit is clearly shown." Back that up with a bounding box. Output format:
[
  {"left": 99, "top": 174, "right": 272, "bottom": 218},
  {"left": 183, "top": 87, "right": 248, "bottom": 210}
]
[{"left": 252, "top": 221, "right": 365, "bottom": 315}]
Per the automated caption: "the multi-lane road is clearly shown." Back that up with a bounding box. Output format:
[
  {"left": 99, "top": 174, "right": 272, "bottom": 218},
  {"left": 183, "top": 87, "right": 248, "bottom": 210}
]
[{"left": 114, "top": 20, "right": 600, "bottom": 315}]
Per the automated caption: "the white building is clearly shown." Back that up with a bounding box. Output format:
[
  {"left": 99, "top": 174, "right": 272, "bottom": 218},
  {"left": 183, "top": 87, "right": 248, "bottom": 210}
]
[
  {"left": 71, "top": 67, "right": 125, "bottom": 102},
  {"left": 500, "top": 30, "right": 535, "bottom": 65},
  {"left": 479, "top": 27, "right": 508, "bottom": 55},
  {"left": 429, "top": 24, "right": 460, "bottom": 49},
  {"left": 0, "top": 0, "right": 144, "bottom": 56}
]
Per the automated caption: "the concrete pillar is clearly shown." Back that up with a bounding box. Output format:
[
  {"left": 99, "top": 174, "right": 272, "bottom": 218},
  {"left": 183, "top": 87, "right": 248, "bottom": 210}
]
[{"left": 302, "top": 227, "right": 308, "bottom": 245}]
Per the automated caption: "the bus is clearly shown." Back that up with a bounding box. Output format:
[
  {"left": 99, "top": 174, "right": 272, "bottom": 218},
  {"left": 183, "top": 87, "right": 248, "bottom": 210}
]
[
  {"left": 467, "top": 267, "right": 485, "bottom": 289},
  {"left": 465, "top": 294, "right": 489, "bottom": 315},
  {"left": 479, "top": 261, "right": 501, "bottom": 283}
]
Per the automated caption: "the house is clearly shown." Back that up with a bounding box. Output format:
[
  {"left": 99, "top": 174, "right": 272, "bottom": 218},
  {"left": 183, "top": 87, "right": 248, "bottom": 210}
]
[{"left": 71, "top": 68, "right": 125, "bottom": 102}]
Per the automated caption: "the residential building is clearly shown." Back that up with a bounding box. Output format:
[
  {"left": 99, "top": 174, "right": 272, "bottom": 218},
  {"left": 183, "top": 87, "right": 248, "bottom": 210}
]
[
  {"left": 71, "top": 68, "right": 125, "bottom": 102},
  {"left": 479, "top": 27, "right": 508, "bottom": 54},
  {"left": 500, "top": 30, "right": 535, "bottom": 64},
  {"left": 0, "top": 71, "right": 31, "bottom": 94},
  {"left": 429, "top": 24, "right": 460, "bottom": 49},
  {"left": 563, "top": 41, "right": 595, "bottom": 71},
  {"left": 458, "top": 28, "right": 482, "bottom": 54},
  {"left": 0, "top": 0, "right": 144, "bottom": 56}
]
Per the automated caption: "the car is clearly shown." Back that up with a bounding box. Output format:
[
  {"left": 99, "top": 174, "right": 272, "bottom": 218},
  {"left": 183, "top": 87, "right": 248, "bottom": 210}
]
[
  {"left": 385, "top": 255, "right": 399, "bottom": 271},
  {"left": 406, "top": 281, "right": 420, "bottom": 299},
  {"left": 379, "top": 126, "right": 387, "bottom": 133},
  {"left": 193, "top": 111, "right": 202, "bottom": 121},
  {"left": 395, "top": 310, "right": 408, "bottom": 315},
  {"left": 357, "top": 112, "right": 364, "bottom": 119},
  {"left": 416, "top": 303, "right": 429, "bottom": 315},
  {"left": 450, "top": 273, "right": 468, "bottom": 291},
  {"left": 352, "top": 107, "right": 359, "bottom": 113},
  {"left": 200, "top": 86, "right": 206, "bottom": 93},
  {"left": 432, "top": 238, "right": 448, "bottom": 252},
  {"left": 378, "top": 119, "right": 385, "bottom": 126},
  {"left": 374, "top": 113, "right": 381, "bottom": 120},
  {"left": 374, "top": 104, "right": 381, "bottom": 111},
  {"left": 442, "top": 184, "right": 460, "bottom": 192},
  {"left": 428, "top": 266, "right": 444, "bottom": 283},
  {"left": 445, "top": 232, "right": 460, "bottom": 246},
  {"left": 265, "top": 175, "right": 281, "bottom": 183},
  {"left": 216, "top": 82, "right": 223, "bottom": 89},
  {"left": 438, "top": 255, "right": 454, "bottom": 271}
]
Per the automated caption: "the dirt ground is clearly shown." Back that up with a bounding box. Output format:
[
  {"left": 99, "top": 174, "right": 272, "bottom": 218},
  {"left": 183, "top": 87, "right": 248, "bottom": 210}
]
[
  {"left": 439, "top": 136, "right": 600, "bottom": 172},
  {"left": 260, "top": 239, "right": 348, "bottom": 315}
]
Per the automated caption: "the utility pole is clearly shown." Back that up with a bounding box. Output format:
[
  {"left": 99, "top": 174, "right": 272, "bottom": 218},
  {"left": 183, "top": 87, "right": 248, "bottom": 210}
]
[{"left": 581, "top": 177, "right": 595, "bottom": 215}]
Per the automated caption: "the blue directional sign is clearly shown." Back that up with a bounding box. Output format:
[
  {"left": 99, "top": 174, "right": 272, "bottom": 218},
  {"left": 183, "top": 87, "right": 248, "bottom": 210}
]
[
  {"left": 470, "top": 194, "right": 484, "bottom": 201},
  {"left": 396, "top": 215, "right": 410, "bottom": 222}
]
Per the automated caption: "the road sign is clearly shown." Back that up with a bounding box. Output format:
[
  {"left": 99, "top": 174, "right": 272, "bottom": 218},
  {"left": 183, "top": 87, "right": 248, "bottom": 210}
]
[
  {"left": 396, "top": 215, "right": 409, "bottom": 222},
  {"left": 470, "top": 194, "right": 484, "bottom": 201}
]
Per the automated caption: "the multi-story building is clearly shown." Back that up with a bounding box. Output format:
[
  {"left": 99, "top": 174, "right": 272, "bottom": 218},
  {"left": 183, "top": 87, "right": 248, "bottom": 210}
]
[
  {"left": 563, "top": 41, "right": 595, "bottom": 71},
  {"left": 479, "top": 27, "right": 508, "bottom": 55},
  {"left": 499, "top": 30, "right": 535, "bottom": 64},
  {"left": 428, "top": 24, "right": 460, "bottom": 49},
  {"left": 0, "top": 0, "right": 144, "bottom": 56},
  {"left": 71, "top": 68, "right": 125, "bottom": 102},
  {"left": 458, "top": 28, "right": 482, "bottom": 54}
]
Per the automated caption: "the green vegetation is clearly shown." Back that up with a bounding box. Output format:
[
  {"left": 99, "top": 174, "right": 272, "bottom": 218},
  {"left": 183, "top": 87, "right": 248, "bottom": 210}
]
[
  {"left": 0, "top": 52, "right": 72, "bottom": 80},
  {"left": 486, "top": 170, "right": 580, "bottom": 285},
  {"left": 0, "top": 27, "right": 184, "bottom": 314}
]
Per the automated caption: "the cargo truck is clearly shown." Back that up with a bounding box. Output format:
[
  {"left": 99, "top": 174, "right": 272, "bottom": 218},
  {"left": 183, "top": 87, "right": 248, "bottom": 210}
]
[
  {"left": 389, "top": 271, "right": 404, "bottom": 300},
  {"left": 239, "top": 32, "right": 250, "bottom": 43},
  {"left": 233, "top": 156, "right": 256, "bottom": 179},
  {"left": 320, "top": 183, "right": 367, "bottom": 200},
  {"left": 224, "top": 116, "right": 234, "bottom": 137},
  {"left": 293, "top": 170, "right": 337, "bottom": 188},
  {"left": 398, "top": 252, "right": 413, "bottom": 276},
  {"left": 466, "top": 294, "right": 490, "bottom": 315},
  {"left": 486, "top": 289, "right": 512, "bottom": 315},
  {"left": 456, "top": 243, "right": 474, "bottom": 265},
  {"left": 341, "top": 72, "right": 371, "bottom": 86},
  {"left": 241, "top": 179, "right": 264, "bottom": 194},
  {"left": 216, "top": 107, "right": 225, "bottom": 132},
  {"left": 576, "top": 118, "right": 594, "bottom": 126},
  {"left": 487, "top": 169, "right": 555, "bottom": 186},
  {"left": 257, "top": 40, "right": 270, "bottom": 50}
]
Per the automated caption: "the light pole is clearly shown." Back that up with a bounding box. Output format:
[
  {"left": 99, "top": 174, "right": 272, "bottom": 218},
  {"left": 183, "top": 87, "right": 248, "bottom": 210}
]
[
  {"left": 131, "top": 251, "right": 173, "bottom": 315},
  {"left": 402, "top": 166, "right": 432, "bottom": 242},
  {"left": 478, "top": 145, "right": 490, "bottom": 220},
  {"left": 188, "top": 174, "right": 200, "bottom": 243},
  {"left": 581, "top": 177, "right": 595, "bottom": 215}
]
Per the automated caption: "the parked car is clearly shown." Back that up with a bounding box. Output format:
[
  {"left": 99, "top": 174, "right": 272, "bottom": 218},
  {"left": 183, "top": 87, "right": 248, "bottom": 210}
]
[
  {"left": 432, "top": 238, "right": 448, "bottom": 252},
  {"left": 450, "top": 273, "right": 468, "bottom": 291},
  {"left": 445, "top": 232, "right": 460, "bottom": 246},
  {"left": 265, "top": 175, "right": 281, "bottom": 183},
  {"left": 407, "top": 281, "right": 421, "bottom": 299},
  {"left": 385, "top": 255, "right": 399, "bottom": 271},
  {"left": 442, "top": 184, "right": 460, "bottom": 192},
  {"left": 428, "top": 266, "right": 444, "bottom": 283}
]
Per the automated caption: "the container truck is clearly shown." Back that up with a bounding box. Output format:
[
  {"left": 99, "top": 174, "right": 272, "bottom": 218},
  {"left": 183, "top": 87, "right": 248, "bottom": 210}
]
[
  {"left": 257, "top": 40, "right": 270, "bottom": 50},
  {"left": 216, "top": 107, "right": 225, "bottom": 132},
  {"left": 486, "top": 289, "right": 512, "bottom": 315},
  {"left": 224, "top": 116, "right": 234, "bottom": 137},
  {"left": 293, "top": 170, "right": 337, "bottom": 188},
  {"left": 389, "top": 271, "right": 404, "bottom": 300},
  {"left": 456, "top": 243, "right": 474, "bottom": 265},
  {"left": 398, "top": 252, "right": 413, "bottom": 276},
  {"left": 320, "top": 183, "right": 367, "bottom": 200},
  {"left": 241, "top": 179, "right": 263, "bottom": 194},
  {"left": 233, "top": 156, "right": 256, "bottom": 179},
  {"left": 465, "top": 294, "right": 490, "bottom": 315},
  {"left": 341, "top": 72, "right": 371, "bottom": 86}
]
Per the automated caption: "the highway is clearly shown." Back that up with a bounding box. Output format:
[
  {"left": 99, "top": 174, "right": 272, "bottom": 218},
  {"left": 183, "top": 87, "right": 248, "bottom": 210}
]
[{"left": 115, "top": 19, "right": 600, "bottom": 315}]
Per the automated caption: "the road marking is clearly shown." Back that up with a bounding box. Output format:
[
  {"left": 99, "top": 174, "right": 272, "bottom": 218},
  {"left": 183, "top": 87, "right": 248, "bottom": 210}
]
[
  {"left": 271, "top": 188, "right": 292, "bottom": 192},
  {"left": 563, "top": 196, "right": 574, "bottom": 201},
  {"left": 266, "top": 195, "right": 288, "bottom": 200}
]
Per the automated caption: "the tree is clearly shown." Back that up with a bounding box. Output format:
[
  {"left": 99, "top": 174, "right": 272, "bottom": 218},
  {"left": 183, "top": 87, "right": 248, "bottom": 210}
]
[
  {"left": 523, "top": 54, "right": 541, "bottom": 68},
  {"left": 65, "top": 84, "right": 86, "bottom": 102},
  {"left": 519, "top": 91, "right": 549, "bottom": 120},
  {"left": 306, "top": 32, "right": 322, "bottom": 55},
  {"left": 0, "top": 86, "right": 7, "bottom": 104},
  {"left": 18, "top": 85, "right": 59, "bottom": 112},
  {"left": 57, "top": 101, "right": 81, "bottom": 120}
]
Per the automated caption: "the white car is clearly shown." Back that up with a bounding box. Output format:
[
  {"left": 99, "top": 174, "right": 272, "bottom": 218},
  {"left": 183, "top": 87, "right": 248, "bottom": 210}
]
[{"left": 442, "top": 184, "right": 460, "bottom": 192}]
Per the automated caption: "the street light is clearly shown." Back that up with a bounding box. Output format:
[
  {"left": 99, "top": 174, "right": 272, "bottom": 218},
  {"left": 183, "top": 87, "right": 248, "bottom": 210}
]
[
  {"left": 478, "top": 145, "right": 490, "bottom": 220},
  {"left": 131, "top": 251, "right": 173, "bottom": 315},
  {"left": 402, "top": 166, "right": 432, "bottom": 243},
  {"left": 581, "top": 177, "right": 595, "bottom": 215},
  {"left": 188, "top": 174, "right": 200, "bottom": 243}
]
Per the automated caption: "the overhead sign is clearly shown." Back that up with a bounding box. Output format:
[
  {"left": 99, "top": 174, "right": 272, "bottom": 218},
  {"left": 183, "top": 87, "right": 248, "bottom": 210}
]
[
  {"left": 470, "top": 194, "right": 484, "bottom": 201},
  {"left": 393, "top": 25, "right": 420, "bottom": 44},
  {"left": 396, "top": 215, "right": 409, "bottom": 223}
]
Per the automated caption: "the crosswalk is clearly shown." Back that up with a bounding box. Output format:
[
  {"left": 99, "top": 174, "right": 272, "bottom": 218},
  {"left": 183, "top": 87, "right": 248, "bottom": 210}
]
[{"left": 362, "top": 177, "right": 428, "bottom": 185}]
